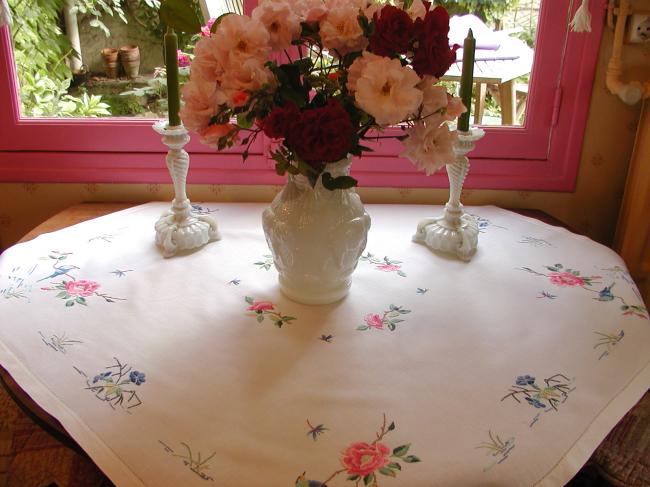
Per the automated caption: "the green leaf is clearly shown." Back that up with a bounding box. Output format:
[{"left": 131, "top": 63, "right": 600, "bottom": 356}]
[
  {"left": 159, "top": 0, "right": 202, "bottom": 34},
  {"left": 75, "top": 297, "right": 87, "bottom": 305},
  {"left": 236, "top": 112, "right": 253, "bottom": 129},
  {"left": 387, "top": 462, "right": 401, "bottom": 470},
  {"left": 347, "top": 475, "right": 360, "bottom": 481},
  {"left": 211, "top": 12, "right": 233, "bottom": 34},
  {"left": 58, "top": 255, "right": 67, "bottom": 260},
  {"left": 256, "top": 314, "right": 264, "bottom": 323},
  {"left": 65, "top": 300, "right": 75, "bottom": 307},
  {"left": 363, "top": 473, "right": 375, "bottom": 485},
  {"left": 387, "top": 422, "right": 396, "bottom": 431},
  {"left": 403, "top": 455, "right": 421, "bottom": 463},
  {"left": 392, "top": 444, "right": 410, "bottom": 457},
  {"left": 321, "top": 172, "right": 358, "bottom": 191},
  {"left": 56, "top": 291, "right": 69, "bottom": 299},
  {"left": 379, "top": 467, "right": 396, "bottom": 477},
  {"left": 356, "top": 325, "right": 369, "bottom": 331},
  {"left": 388, "top": 322, "right": 396, "bottom": 331},
  {"left": 245, "top": 296, "right": 254, "bottom": 304}
]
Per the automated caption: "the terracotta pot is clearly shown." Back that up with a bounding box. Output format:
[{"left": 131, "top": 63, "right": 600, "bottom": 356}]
[
  {"left": 119, "top": 45, "right": 140, "bottom": 79},
  {"left": 100, "top": 48, "right": 119, "bottom": 79}
]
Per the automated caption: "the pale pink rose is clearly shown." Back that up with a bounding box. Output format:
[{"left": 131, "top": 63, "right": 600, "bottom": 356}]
[
  {"left": 190, "top": 36, "right": 228, "bottom": 82},
  {"left": 405, "top": 0, "right": 428, "bottom": 20},
  {"left": 200, "top": 123, "right": 238, "bottom": 146},
  {"left": 293, "top": 0, "right": 327, "bottom": 22},
  {"left": 346, "top": 51, "right": 382, "bottom": 93},
  {"left": 220, "top": 57, "right": 276, "bottom": 103},
  {"left": 341, "top": 441, "right": 390, "bottom": 476},
  {"left": 444, "top": 94, "right": 467, "bottom": 121},
  {"left": 419, "top": 75, "right": 448, "bottom": 117},
  {"left": 364, "top": 313, "right": 384, "bottom": 329},
  {"left": 180, "top": 79, "right": 226, "bottom": 134},
  {"left": 377, "top": 264, "right": 401, "bottom": 272},
  {"left": 212, "top": 14, "right": 271, "bottom": 65},
  {"left": 319, "top": 5, "right": 368, "bottom": 55},
  {"left": 402, "top": 121, "right": 457, "bottom": 175},
  {"left": 177, "top": 50, "right": 191, "bottom": 68},
  {"left": 64, "top": 280, "right": 99, "bottom": 297},
  {"left": 354, "top": 56, "right": 423, "bottom": 126},
  {"left": 248, "top": 301, "right": 275, "bottom": 311},
  {"left": 252, "top": 0, "right": 301, "bottom": 51},
  {"left": 548, "top": 272, "right": 586, "bottom": 287}
]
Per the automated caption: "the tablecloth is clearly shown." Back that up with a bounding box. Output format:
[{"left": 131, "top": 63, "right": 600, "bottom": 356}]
[{"left": 0, "top": 203, "right": 648, "bottom": 487}]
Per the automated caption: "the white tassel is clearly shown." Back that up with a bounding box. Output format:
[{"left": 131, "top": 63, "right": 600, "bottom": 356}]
[
  {"left": 0, "top": 0, "right": 12, "bottom": 27},
  {"left": 570, "top": 0, "right": 592, "bottom": 33}
]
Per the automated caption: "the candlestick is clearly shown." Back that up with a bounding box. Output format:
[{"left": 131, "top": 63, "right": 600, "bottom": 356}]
[
  {"left": 165, "top": 27, "right": 181, "bottom": 127},
  {"left": 458, "top": 28, "right": 476, "bottom": 132}
]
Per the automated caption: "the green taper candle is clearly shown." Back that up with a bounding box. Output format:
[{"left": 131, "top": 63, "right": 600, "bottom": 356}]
[
  {"left": 458, "top": 28, "right": 476, "bottom": 132},
  {"left": 164, "top": 26, "right": 181, "bottom": 127}
]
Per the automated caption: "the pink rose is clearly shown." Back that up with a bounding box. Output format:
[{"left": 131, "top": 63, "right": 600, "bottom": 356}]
[
  {"left": 248, "top": 301, "right": 275, "bottom": 311},
  {"left": 548, "top": 272, "right": 586, "bottom": 287},
  {"left": 177, "top": 50, "right": 191, "bottom": 68},
  {"left": 64, "top": 280, "right": 99, "bottom": 297},
  {"left": 364, "top": 313, "right": 384, "bottom": 330},
  {"left": 377, "top": 264, "right": 400, "bottom": 272},
  {"left": 341, "top": 441, "right": 390, "bottom": 477}
]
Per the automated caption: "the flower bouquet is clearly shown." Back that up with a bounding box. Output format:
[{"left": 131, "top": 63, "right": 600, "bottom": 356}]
[
  {"left": 178, "top": 0, "right": 465, "bottom": 303},
  {"left": 181, "top": 0, "right": 464, "bottom": 185}
]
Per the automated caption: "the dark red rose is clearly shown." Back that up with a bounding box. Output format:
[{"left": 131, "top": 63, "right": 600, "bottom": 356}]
[
  {"left": 368, "top": 5, "right": 414, "bottom": 56},
  {"left": 261, "top": 102, "right": 299, "bottom": 139},
  {"left": 412, "top": 6, "right": 458, "bottom": 78},
  {"left": 286, "top": 99, "right": 353, "bottom": 167}
]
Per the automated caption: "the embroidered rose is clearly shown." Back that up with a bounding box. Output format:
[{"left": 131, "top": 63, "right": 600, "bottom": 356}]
[
  {"left": 364, "top": 313, "right": 384, "bottom": 330},
  {"left": 377, "top": 264, "right": 401, "bottom": 272},
  {"left": 341, "top": 441, "right": 390, "bottom": 477},
  {"left": 548, "top": 272, "right": 586, "bottom": 287},
  {"left": 248, "top": 301, "right": 275, "bottom": 312},
  {"left": 64, "top": 280, "right": 99, "bottom": 297}
]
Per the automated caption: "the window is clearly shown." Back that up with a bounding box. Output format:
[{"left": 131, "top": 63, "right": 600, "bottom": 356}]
[{"left": 0, "top": 0, "right": 603, "bottom": 190}]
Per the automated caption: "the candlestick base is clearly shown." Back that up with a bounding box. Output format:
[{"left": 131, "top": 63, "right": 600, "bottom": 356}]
[
  {"left": 153, "top": 121, "right": 220, "bottom": 258},
  {"left": 413, "top": 127, "right": 485, "bottom": 262}
]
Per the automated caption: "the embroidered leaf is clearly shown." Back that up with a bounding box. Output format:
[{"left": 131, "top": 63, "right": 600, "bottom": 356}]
[
  {"left": 256, "top": 314, "right": 265, "bottom": 323},
  {"left": 379, "top": 467, "right": 396, "bottom": 477},
  {"left": 387, "top": 422, "right": 396, "bottom": 432},
  {"left": 389, "top": 304, "right": 398, "bottom": 311},
  {"left": 75, "top": 297, "right": 87, "bottom": 305},
  {"left": 387, "top": 462, "right": 401, "bottom": 470},
  {"left": 283, "top": 316, "right": 296, "bottom": 322},
  {"left": 275, "top": 321, "right": 284, "bottom": 328},
  {"left": 399, "top": 309, "right": 411, "bottom": 314},
  {"left": 58, "top": 255, "right": 67, "bottom": 260},
  {"left": 363, "top": 473, "right": 375, "bottom": 485},
  {"left": 245, "top": 296, "right": 254, "bottom": 304},
  {"left": 397, "top": 270, "right": 407, "bottom": 277},
  {"left": 65, "top": 300, "right": 75, "bottom": 307},
  {"left": 347, "top": 475, "right": 360, "bottom": 481},
  {"left": 56, "top": 291, "right": 68, "bottom": 299},
  {"left": 403, "top": 455, "right": 421, "bottom": 463},
  {"left": 392, "top": 444, "right": 410, "bottom": 457},
  {"left": 387, "top": 311, "right": 400, "bottom": 318},
  {"left": 388, "top": 322, "right": 396, "bottom": 331},
  {"left": 356, "top": 325, "right": 369, "bottom": 331},
  {"left": 392, "top": 319, "right": 404, "bottom": 324}
]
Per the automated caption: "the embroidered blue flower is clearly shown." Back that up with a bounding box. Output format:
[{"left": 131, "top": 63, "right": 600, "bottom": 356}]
[
  {"left": 525, "top": 397, "right": 546, "bottom": 409},
  {"left": 93, "top": 371, "right": 112, "bottom": 383},
  {"left": 516, "top": 375, "right": 536, "bottom": 386},
  {"left": 129, "top": 370, "right": 146, "bottom": 385}
]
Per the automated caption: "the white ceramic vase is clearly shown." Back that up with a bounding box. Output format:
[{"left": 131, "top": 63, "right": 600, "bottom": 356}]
[{"left": 262, "top": 157, "right": 371, "bottom": 305}]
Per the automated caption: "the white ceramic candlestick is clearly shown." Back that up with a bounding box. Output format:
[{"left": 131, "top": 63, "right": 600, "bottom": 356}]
[
  {"left": 154, "top": 120, "right": 220, "bottom": 257},
  {"left": 413, "top": 127, "right": 485, "bottom": 261}
]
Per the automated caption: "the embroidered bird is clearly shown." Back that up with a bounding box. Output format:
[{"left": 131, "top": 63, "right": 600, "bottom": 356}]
[
  {"left": 595, "top": 283, "right": 615, "bottom": 301},
  {"left": 37, "top": 264, "right": 79, "bottom": 282}
]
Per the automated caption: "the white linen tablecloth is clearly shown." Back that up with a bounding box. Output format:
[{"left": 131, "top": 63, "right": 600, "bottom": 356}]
[{"left": 0, "top": 203, "right": 648, "bottom": 487}]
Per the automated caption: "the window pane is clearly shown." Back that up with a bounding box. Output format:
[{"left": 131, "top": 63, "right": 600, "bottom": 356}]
[
  {"left": 438, "top": 0, "right": 539, "bottom": 126},
  {"left": 10, "top": 0, "right": 242, "bottom": 119}
]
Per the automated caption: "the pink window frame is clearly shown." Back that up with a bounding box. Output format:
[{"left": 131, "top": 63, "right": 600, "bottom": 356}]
[{"left": 0, "top": 0, "right": 604, "bottom": 190}]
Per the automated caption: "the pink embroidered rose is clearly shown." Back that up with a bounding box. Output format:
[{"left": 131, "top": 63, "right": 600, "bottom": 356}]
[
  {"left": 548, "top": 272, "right": 586, "bottom": 287},
  {"left": 248, "top": 301, "right": 275, "bottom": 311},
  {"left": 64, "top": 280, "right": 99, "bottom": 297},
  {"left": 377, "top": 264, "right": 400, "bottom": 272},
  {"left": 341, "top": 441, "right": 390, "bottom": 477},
  {"left": 364, "top": 313, "right": 384, "bottom": 330}
]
